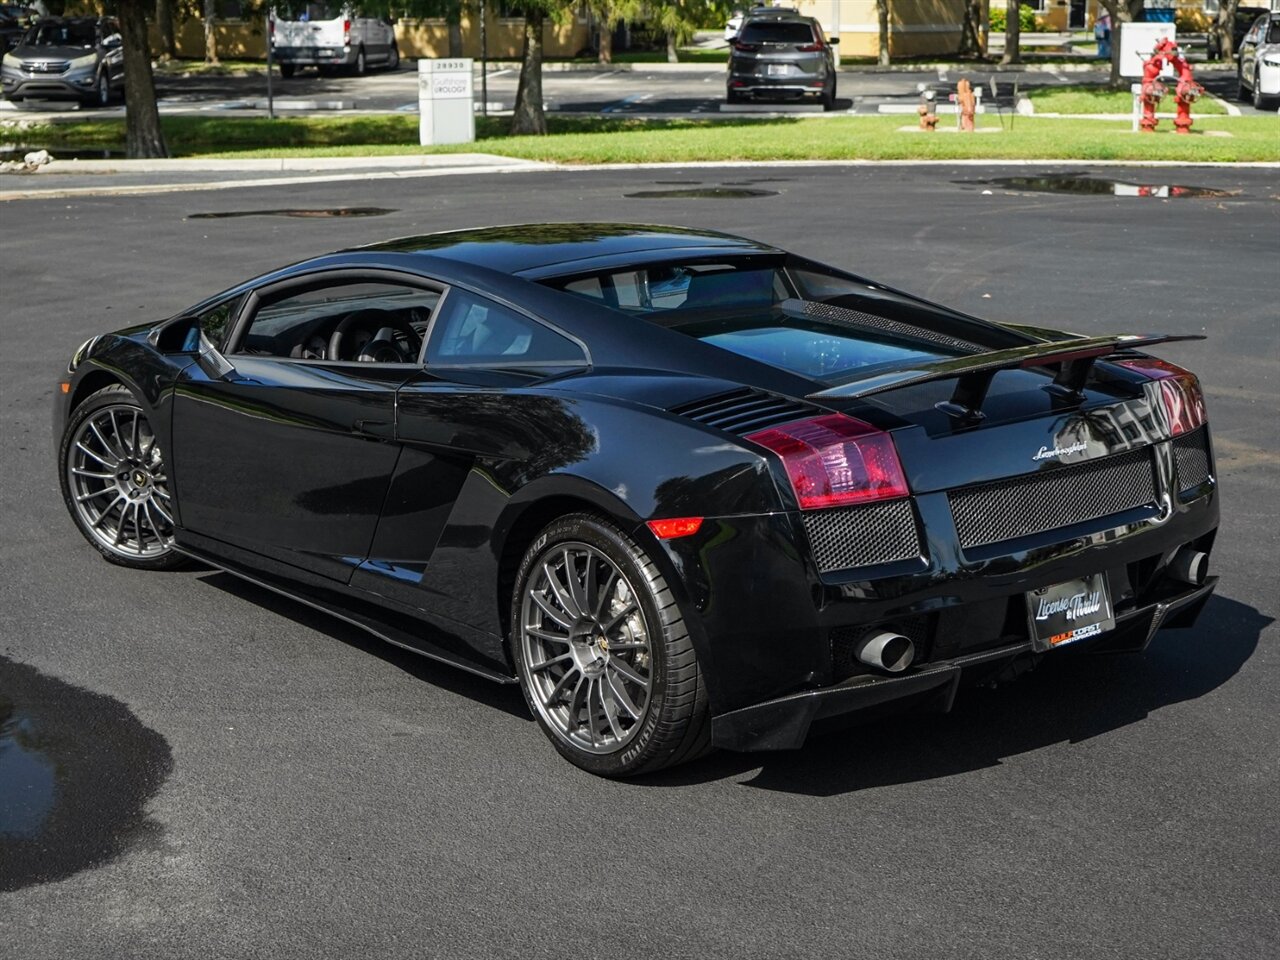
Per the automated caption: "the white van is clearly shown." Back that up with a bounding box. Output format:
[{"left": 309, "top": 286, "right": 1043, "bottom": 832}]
[{"left": 271, "top": 3, "right": 399, "bottom": 77}]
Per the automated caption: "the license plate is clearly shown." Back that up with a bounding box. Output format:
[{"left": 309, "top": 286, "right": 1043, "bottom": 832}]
[
  {"left": 766, "top": 63, "right": 790, "bottom": 76},
  {"left": 1026, "top": 573, "right": 1115, "bottom": 651}
]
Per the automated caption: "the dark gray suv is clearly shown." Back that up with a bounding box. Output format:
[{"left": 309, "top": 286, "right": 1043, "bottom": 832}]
[
  {"left": 727, "top": 11, "right": 838, "bottom": 110},
  {"left": 0, "top": 16, "right": 124, "bottom": 107}
]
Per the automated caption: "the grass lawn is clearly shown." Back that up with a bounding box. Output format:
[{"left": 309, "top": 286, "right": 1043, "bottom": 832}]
[
  {"left": 152, "top": 58, "right": 275, "bottom": 77},
  {"left": 5, "top": 113, "right": 1276, "bottom": 163},
  {"left": 1028, "top": 84, "right": 1229, "bottom": 115}
]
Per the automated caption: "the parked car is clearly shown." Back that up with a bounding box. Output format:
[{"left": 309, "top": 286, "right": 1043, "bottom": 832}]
[
  {"left": 1236, "top": 11, "right": 1280, "bottom": 108},
  {"left": 0, "top": 4, "right": 37, "bottom": 56},
  {"left": 724, "top": 10, "right": 745, "bottom": 42},
  {"left": 1207, "top": 5, "right": 1268, "bottom": 59},
  {"left": 54, "top": 224, "right": 1219, "bottom": 777},
  {"left": 0, "top": 16, "right": 123, "bottom": 107},
  {"left": 271, "top": 2, "right": 398, "bottom": 77},
  {"left": 727, "top": 9, "right": 838, "bottom": 109}
]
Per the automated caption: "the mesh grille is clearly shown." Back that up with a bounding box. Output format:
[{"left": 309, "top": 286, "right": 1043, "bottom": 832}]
[
  {"left": 801, "top": 499, "right": 921, "bottom": 573},
  {"left": 670, "top": 388, "right": 822, "bottom": 435},
  {"left": 948, "top": 447, "right": 1158, "bottom": 550},
  {"left": 797, "top": 300, "right": 982, "bottom": 353},
  {"left": 1173, "top": 428, "right": 1211, "bottom": 494},
  {"left": 831, "top": 615, "right": 933, "bottom": 681}
]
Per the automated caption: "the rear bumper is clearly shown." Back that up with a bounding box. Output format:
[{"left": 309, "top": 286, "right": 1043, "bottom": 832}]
[
  {"left": 728, "top": 73, "right": 830, "bottom": 98},
  {"left": 711, "top": 578, "right": 1216, "bottom": 751},
  {"left": 273, "top": 46, "right": 357, "bottom": 67}
]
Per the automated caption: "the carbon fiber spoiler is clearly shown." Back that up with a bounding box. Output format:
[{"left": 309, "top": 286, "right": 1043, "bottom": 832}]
[{"left": 807, "top": 334, "right": 1205, "bottom": 413}]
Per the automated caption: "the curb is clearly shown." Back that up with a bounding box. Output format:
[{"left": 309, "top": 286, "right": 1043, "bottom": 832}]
[{"left": 29, "top": 152, "right": 542, "bottom": 174}]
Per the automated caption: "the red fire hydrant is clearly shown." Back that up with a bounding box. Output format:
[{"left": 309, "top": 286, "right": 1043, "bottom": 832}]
[{"left": 1140, "top": 38, "right": 1203, "bottom": 135}]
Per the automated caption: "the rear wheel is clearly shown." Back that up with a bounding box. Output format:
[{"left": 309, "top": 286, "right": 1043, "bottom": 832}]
[
  {"left": 511, "top": 514, "right": 710, "bottom": 777},
  {"left": 352, "top": 46, "right": 367, "bottom": 76},
  {"left": 386, "top": 43, "right": 400, "bottom": 71},
  {"left": 58, "top": 385, "right": 185, "bottom": 570},
  {"left": 280, "top": 63, "right": 296, "bottom": 78},
  {"left": 823, "top": 78, "right": 837, "bottom": 111}
]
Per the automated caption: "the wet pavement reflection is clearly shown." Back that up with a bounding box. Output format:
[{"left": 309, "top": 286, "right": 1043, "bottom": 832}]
[
  {"left": 188, "top": 207, "right": 396, "bottom": 220},
  {"left": 960, "top": 174, "right": 1240, "bottom": 199},
  {"left": 0, "top": 656, "right": 172, "bottom": 892}
]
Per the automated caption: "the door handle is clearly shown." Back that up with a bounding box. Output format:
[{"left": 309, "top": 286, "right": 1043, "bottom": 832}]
[{"left": 353, "top": 419, "right": 395, "bottom": 440}]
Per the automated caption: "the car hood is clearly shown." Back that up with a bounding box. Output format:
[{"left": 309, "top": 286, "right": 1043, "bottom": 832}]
[{"left": 8, "top": 44, "right": 95, "bottom": 60}]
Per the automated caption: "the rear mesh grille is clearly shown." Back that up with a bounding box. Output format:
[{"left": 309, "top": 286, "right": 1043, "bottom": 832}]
[
  {"left": 948, "top": 447, "right": 1158, "bottom": 550},
  {"left": 801, "top": 499, "right": 921, "bottom": 573},
  {"left": 797, "top": 300, "right": 982, "bottom": 353},
  {"left": 670, "top": 388, "right": 822, "bottom": 435},
  {"left": 831, "top": 615, "right": 933, "bottom": 681},
  {"left": 1173, "top": 428, "right": 1211, "bottom": 494}
]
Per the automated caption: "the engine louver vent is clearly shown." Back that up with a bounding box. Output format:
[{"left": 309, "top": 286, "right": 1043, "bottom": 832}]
[
  {"left": 670, "top": 388, "right": 823, "bottom": 435},
  {"left": 796, "top": 300, "right": 983, "bottom": 353}
]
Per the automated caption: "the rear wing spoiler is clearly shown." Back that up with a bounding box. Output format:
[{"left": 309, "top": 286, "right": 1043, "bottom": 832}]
[{"left": 807, "top": 333, "right": 1205, "bottom": 418}]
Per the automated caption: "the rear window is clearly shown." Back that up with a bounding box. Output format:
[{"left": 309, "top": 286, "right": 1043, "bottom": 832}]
[
  {"left": 738, "top": 21, "right": 817, "bottom": 44},
  {"left": 547, "top": 260, "right": 978, "bottom": 382}
]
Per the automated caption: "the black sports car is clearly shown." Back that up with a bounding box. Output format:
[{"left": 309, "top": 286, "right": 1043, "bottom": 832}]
[{"left": 54, "top": 224, "right": 1219, "bottom": 777}]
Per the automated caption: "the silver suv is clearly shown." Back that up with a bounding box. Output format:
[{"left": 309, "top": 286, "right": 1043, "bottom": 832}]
[
  {"left": 0, "top": 16, "right": 124, "bottom": 107},
  {"left": 727, "top": 11, "right": 838, "bottom": 110}
]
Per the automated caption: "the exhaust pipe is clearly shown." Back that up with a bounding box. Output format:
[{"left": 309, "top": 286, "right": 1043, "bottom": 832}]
[
  {"left": 854, "top": 630, "right": 915, "bottom": 674},
  {"left": 1169, "top": 548, "right": 1208, "bottom": 587}
]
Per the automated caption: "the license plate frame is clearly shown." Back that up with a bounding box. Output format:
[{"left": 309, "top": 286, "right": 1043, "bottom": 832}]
[
  {"left": 766, "top": 63, "right": 791, "bottom": 76},
  {"left": 1026, "top": 573, "right": 1115, "bottom": 651}
]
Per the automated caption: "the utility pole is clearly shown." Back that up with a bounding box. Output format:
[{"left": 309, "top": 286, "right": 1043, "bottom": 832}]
[
  {"left": 266, "top": 5, "right": 275, "bottom": 119},
  {"left": 480, "top": 0, "right": 488, "bottom": 117}
]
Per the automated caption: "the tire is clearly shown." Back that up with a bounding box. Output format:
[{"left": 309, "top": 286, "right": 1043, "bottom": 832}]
[
  {"left": 1252, "top": 68, "right": 1268, "bottom": 110},
  {"left": 386, "top": 43, "right": 399, "bottom": 71},
  {"left": 726, "top": 88, "right": 745, "bottom": 104},
  {"left": 58, "top": 384, "right": 186, "bottom": 571},
  {"left": 510, "top": 513, "right": 711, "bottom": 778},
  {"left": 352, "top": 46, "right": 366, "bottom": 77},
  {"left": 280, "top": 63, "right": 296, "bottom": 78},
  {"left": 86, "top": 71, "right": 110, "bottom": 108},
  {"left": 823, "top": 78, "right": 837, "bottom": 111},
  {"left": 1236, "top": 64, "right": 1250, "bottom": 102}
]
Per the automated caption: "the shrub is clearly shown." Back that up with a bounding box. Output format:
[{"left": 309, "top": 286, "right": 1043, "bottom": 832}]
[{"left": 989, "top": 4, "right": 1044, "bottom": 33}]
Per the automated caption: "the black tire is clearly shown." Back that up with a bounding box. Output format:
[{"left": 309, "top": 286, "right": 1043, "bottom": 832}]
[
  {"left": 386, "top": 43, "right": 399, "bottom": 71},
  {"left": 280, "top": 63, "right": 296, "bottom": 78},
  {"left": 352, "top": 46, "right": 366, "bottom": 76},
  {"left": 823, "top": 78, "right": 837, "bottom": 111},
  {"left": 1252, "top": 68, "right": 1268, "bottom": 110},
  {"left": 85, "top": 71, "right": 110, "bottom": 108},
  {"left": 510, "top": 513, "right": 711, "bottom": 778},
  {"left": 726, "top": 88, "right": 745, "bottom": 104},
  {"left": 58, "top": 384, "right": 187, "bottom": 571},
  {"left": 1237, "top": 64, "right": 1250, "bottom": 102}
]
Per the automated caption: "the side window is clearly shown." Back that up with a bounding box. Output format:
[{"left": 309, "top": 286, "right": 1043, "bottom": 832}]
[
  {"left": 235, "top": 280, "right": 439, "bottom": 363},
  {"left": 426, "top": 289, "right": 585, "bottom": 369},
  {"left": 196, "top": 295, "right": 243, "bottom": 351}
]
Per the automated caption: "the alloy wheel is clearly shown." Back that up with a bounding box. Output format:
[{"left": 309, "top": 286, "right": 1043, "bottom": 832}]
[
  {"left": 66, "top": 403, "right": 175, "bottom": 560},
  {"left": 519, "top": 542, "right": 653, "bottom": 755}
]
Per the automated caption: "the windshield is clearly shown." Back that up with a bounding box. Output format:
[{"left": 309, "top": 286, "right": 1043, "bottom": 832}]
[
  {"left": 738, "top": 21, "right": 816, "bottom": 44},
  {"left": 25, "top": 21, "right": 96, "bottom": 46},
  {"left": 274, "top": 1, "right": 342, "bottom": 20},
  {"left": 547, "top": 260, "right": 982, "bottom": 382}
]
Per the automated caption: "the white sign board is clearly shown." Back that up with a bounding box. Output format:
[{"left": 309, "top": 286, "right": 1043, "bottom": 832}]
[
  {"left": 419, "top": 58, "right": 475, "bottom": 146},
  {"left": 1118, "top": 22, "right": 1177, "bottom": 78}
]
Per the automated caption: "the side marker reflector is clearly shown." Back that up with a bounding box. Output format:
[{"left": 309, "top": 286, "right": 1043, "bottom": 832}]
[
  {"left": 60, "top": 382, "right": 71, "bottom": 394},
  {"left": 646, "top": 517, "right": 704, "bottom": 540}
]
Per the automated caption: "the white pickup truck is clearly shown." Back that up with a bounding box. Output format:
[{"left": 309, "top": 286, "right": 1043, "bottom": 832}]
[{"left": 271, "top": 3, "right": 399, "bottom": 77}]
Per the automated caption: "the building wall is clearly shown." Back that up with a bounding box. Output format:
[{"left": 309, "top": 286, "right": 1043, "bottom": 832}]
[
  {"left": 151, "top": 14, "right": 590, "bottom": 62},
  {"left": 797, "top": 0, "right": 970, "bottom": 58}
]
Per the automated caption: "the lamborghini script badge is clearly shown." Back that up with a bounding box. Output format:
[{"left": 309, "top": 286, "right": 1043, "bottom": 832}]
[{"left": 1032, "top": 440, "right": 1088, "bottom": 461}]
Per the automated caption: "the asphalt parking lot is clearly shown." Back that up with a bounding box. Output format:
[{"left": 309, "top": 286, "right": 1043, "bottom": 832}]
[{"left": 1, "top": 164, "right": 1277, "bottom": 958}]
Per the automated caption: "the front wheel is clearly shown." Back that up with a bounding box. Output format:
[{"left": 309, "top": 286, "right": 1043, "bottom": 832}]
[
  {"left": 58, "top": 384, "right": 186, "bottom": 570},
  {"left": 511, "top": 514, "right": 710, "bottom": 777},
  {"left": 1253, "top": 68, "right": 1269, "bottom": 110},
  {"left": 1237, "top": 64, "right": 1250, "bottom": 102}
]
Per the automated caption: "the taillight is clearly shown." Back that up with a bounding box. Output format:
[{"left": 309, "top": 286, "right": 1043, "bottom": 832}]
[
  {"left": 1114, "top": 357, "right": 1207, "bottom": 436},
  {"left": 747, "top": 414, "right": 909, "bottom": 510},
  {"left": 343, "top": 19, "right": 351, "bottom": 44},
  {"left": 797, "top": 42, "right": 824, "bottom": 51},
  {"left": 732, "top": 41, "right": 759, "bottom": 52},
  {"left": 646, "top": 517, "right": 703, "bottom": 540}
]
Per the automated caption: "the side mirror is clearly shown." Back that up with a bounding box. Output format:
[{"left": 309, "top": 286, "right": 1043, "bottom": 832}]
[
  {"left": 829, "top": 36, "right": 839, "bottom": 44},
  {"left": 102, "top": 34, "right": 121, "bottom": 49}
]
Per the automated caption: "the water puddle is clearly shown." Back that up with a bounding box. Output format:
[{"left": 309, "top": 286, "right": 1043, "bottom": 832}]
[
  {"left": 963, "top": 175, "right": 1238, "bottom": 199},
  {"left": 188, "top": 207, "right": 396, "bottom": 220},
  {"left": 0, "top": 656, "right": 172, "bottom": 892},
  {"left": 625, "top": 187, "right": 779, "bottom": 199}
]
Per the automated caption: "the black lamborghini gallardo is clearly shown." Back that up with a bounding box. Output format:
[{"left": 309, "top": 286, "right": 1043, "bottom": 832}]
[{"left": 54, "top": 224, "right": 1219, "bottom": 776}]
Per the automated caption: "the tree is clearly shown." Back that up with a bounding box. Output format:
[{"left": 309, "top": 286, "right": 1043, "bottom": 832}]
[
  {"left": 1214, "top": 0, "right": 1241, "bottom": 61},
  {"left": 1096, "top": 0, "right": 1146, "bottom": 86},
  {"left": 203, "top": 0, "right": 219, "bottom": 65},
  {"left": 588, "top": 0, "right": 641, "bottom": 65},
  {"left": 118, "top": 0, "right": 168, "bottom": 157},
  {"left": 511, "top": 6, "right": 549, "bottom": 134},
  {"left": 959, "top": 0, "right": 986, "bottom": 58},
  {"left": 649, "top": 0, "right": 715, "bottom": 65},
  {"left": 1000, "top": 0, "right": 1020, "bottom": 65},
  {"left": 156, "top": 0, "right": 177, "bottom": 60},
  {"left": 876, "top": 0, "right": 890, "bottom": 66}
]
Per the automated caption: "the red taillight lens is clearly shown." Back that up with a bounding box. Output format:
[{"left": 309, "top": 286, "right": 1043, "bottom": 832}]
[
  {"left": 646, "top": 517, "right": 704, "bottom": 540},
  {"left": 732, "top": 41, "right": 759, "bottom": 52},
  {"left": 1114, "top": 358, "right": 1207, "bottom": 436},
  {"left": 797, "top": 42, "right": 824, "bottom": 52},
  {"left": 747, "top": 414, "right": 909, "bottom": 510},
  {"left": 343, "top": 18, "right": 351, "bottom": 43}
]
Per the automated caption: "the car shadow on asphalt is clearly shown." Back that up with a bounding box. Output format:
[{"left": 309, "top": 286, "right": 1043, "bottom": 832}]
[
  {"left": 641, "top": 595, "right": 1271, "bottom": 796},
  {"left": 197, "top": 571, "right": 529, "bottom": 720}
]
